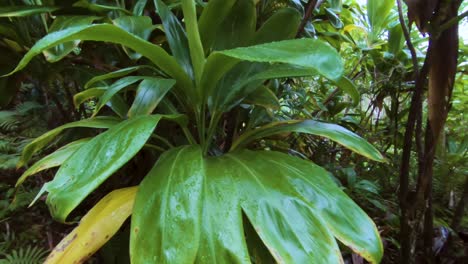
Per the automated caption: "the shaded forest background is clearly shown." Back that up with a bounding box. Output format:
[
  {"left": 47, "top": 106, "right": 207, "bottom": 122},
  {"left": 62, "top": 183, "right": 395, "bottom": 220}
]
[{"left": 0, "top": 0, "right": 467, "bottom": 263}]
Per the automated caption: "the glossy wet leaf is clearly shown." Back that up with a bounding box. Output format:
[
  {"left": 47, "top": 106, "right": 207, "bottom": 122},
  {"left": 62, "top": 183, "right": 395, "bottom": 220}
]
[
  {"left": 131, "top": 146, "right": 383, "bottom": 263},
  {"left": 217, "top": 38, "right": 343, "bottom": 81},
  {"left": 154, "top": 0, "right": 194, "bottom": 79},
  {"left": 2, "top": 24, "right": 193, "bottom": 95},
  {"left": 202, "top": 38, "right": 344, "bottom": 104},
  {"left": 43, "top": 16, "right": 99, "bottom": 62},
  {"left": 232, "top": 120, "right": 386, "bottom": 162},
  {"left": 39, "top": 114, "right": 185, "bottom": 222},
  {"left": 128, "top": 78, "right": 176, "bottom": 117},
  {"left": 18, "top": 116, "right": 120, "bottom": 168},
  {"left": 17, "top": 139, "right": 90, "bottom": 187},
  {"left": 0, "top": 6, "right": 58, "bottom": 17},
  {"left": 44, "top": 187, "right": 137, "bottom": 264},
  {"left": 209, "top": 63, "right": 325, "bottom": 113}
]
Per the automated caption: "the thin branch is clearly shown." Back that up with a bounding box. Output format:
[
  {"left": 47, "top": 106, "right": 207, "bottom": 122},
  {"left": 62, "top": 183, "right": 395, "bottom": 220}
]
[
  {"left": 437, "top": 9, "right": 468, "bottom": 34},
  {"left": 396, "top": 0, "right": 419, "bottom": 76},
  {"left": 398, "top": 53, "right": 430, "bottom": 264},
  {"left": 296, "top": 0, "right": 319, "bottom": 37}
]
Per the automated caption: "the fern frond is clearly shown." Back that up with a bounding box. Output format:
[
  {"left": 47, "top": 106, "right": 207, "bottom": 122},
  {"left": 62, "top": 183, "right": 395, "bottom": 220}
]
[
  {"left": 1, "top": 246, "right": 48, "bottom": 264},
  {"left": 15, "top": 102, "right": 42, "bottom": 115},
  {"left": 0, "top": 154, "right": 19, "bottom": 170},
  {"left": 0, "top": 112, "right": 19, "bottom": 132}
]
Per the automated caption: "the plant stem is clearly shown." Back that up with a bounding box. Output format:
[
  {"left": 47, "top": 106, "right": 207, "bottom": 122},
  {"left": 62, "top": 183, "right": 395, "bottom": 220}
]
[
  {"left": 182, "top": 126, "right": 197, "bottom": 145},
  {"left": 435, "top": 10, "right": 468, "bottom": 37},
  {"left": 151, "top": 134, "right": 174, "bottom": 148},
  {"left": 203, "top": 112, "right": 221, "bottom": 155},
  {"left": 144, "top": 144, "right": 166, "bottom": 152},
  {"left": 195, "top": 107, "right": 205, "bottom": 146},
  {"left": 200, "top": 104, "right": 206, "bottom": 146},
  {"left": 396, "top": 0, "right": 419, "bottom": 76},
  {"left": 296, "top": 0, "right": 319, "bottom": 37}
]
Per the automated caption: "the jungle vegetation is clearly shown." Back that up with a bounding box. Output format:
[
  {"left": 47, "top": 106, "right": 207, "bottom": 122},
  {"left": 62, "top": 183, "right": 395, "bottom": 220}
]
[{"left": 0, "top": 0, "right": 467, "bottom": 263}]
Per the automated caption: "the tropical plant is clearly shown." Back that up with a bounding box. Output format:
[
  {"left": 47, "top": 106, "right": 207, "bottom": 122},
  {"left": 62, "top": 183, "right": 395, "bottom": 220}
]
[{"left": 3, "top": 0, "right": 388, "bottom": 263}]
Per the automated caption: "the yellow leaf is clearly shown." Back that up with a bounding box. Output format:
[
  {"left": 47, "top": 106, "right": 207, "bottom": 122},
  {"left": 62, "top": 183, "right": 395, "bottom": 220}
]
[{"left": 45, "top": 187, "right": 137, "bottom": 264}]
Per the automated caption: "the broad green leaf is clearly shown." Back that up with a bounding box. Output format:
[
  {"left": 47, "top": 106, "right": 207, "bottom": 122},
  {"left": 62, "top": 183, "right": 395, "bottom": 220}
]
[
  {"left": 234, "top": 150, "right": 383, "bottom": 263},
  {"left": 198, "top": 0, "right": 236, "bottom": 52},
  {"left": 39, "top": 115, "right": 185, "bottom": 222},
  {"left": 43, "top": 16, "right": 99, "bottom": 62},
  {"left": 131, "top": 146, "right": 383, "bottom": 263},
  {"left": 16, "top": 139, "right": 91, "bottom": 187},
  {"left": 335, "top": 76, "right": 360, "bottom": 106},
  {"left": 93, "top": 76, "right": 145, "bottom": 116},
  {"left": 154, "top": 0, "right": 194, "bottom": 79},
  {"left": 231, "top": 120, "right": 386, "bottom": 162},
  {"left": 367, "top": 0, "right": 394, "bottom": 39},
  {"left": 18, "top": 116, "right": 120, "bottom": 168},
  {"left": 216, "top": 38, "right": 343, "bottom": 81},
  {"left": 252, "top": 7, "right": 302, "bottom": 45},
  {"left": 128, "top": 78, "right": 176, "bottom": 117},
  {"left": 131, "top": 146, "right": 205, "bottom": 263},
  {"left": 231, "top": 154, "right": 342, "bottom": 263},
  {"left": 85, "top": 66, "right": 149, "bottom": 89},
  {"left": 2, "top": 24, "right": 193, "bottom": 97},
  {"left": 388, "top": 24, "right": 404, "bottom": 55},
  {"left": 211, "top": 0, "right": 256, "bottom": 51},
  {"left": 44, "top": 187, "right": 137, "bottom": 264},
  {"left": 181, "top": 0, "right": 205, "bottom": 84},
  {"left": 243, "top": 85, "right": 280, "bottom": 110},
  {"left": 199, "top": 53, "right": 239, "bottom": 101},
  {"left": 201, "top": 38, "right": 343, "bottom": 104},
  {"left": 209, "top": 63, "right": 338, "bottom": 113},
  {"left": 0, "top": 6, "right": 58, "bottom": 17},
  {"left": 113, "top": 16, "right": 155, "bottom": 60}
]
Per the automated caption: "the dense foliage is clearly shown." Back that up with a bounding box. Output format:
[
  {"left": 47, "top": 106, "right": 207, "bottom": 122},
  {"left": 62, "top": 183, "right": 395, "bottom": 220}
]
[{"left": 0, "top": 0, "right": 466, "bottom": 263}]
